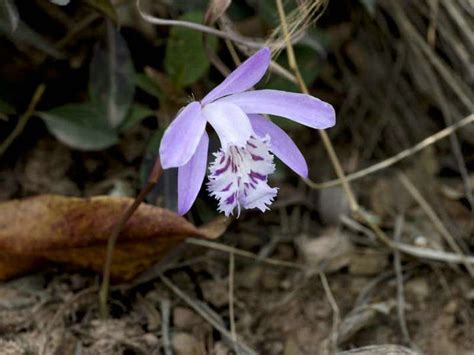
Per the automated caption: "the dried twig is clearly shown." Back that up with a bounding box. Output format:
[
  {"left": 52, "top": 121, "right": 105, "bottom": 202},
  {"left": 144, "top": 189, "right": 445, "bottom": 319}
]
[
  {"left": 393, "top": 215, "right": 413, "bottom": 346},
  {"left": 274, "top": 0, "right": 359, "bottom": 212},
  {"left": 320, "top": 272, "right": 340, "bottom": 352},
  {"left": 99, "top": 157, "right": 163, "bottom": 318},
  {"left": 186, "top": 237, "right": 311, "bottom": 271},
  {"left": 159, "top": 274, "right": 258, "bottom": 355},
  {"left": 228, "top": 252, "right": 238, "bottom": 353},
  {"left": 398, "top": 172, "right": 474, "bottom": 277},
  {"left": 304, "top": 113, "right": 474, "bottom": 189},
  {"left": 136, "top": 0, "right": 263, "bottom": 49},
  {"left": 0, "top": 84, "right": 46, "bottom": 157},
  {"left": 343, "top": 214, "right": 474, "bottom": 266},
  {"left": 160, "top": 299, "right": 173, "bottom": 355}
]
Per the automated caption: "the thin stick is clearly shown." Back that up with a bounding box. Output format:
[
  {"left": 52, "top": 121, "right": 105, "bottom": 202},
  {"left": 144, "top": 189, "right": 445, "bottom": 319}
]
[
  {"left": 304, "top": 113, "right": 474, "bottom": 189},
  {"left": 275, "top": 0, "right": 359, "bottom": 212},
  {"left": 161, "top": 299, "right": 173, "bottom": 355},
  {"left": 159, "top": 274, "right": 258, "bottom": 355},
  {"left": 99, "top": 157, "right": 163, "bottom": 318},
  {"left": 319, "top": 272, "right": 340, "bottom": 352},
  {"left": 393, "top": 215, "right": 412, "bottom": 346},
  {"left": 0, "top": 84, "right": 46, "bottom": 157},
  {"left": 398, "top": 172, "right": 474, "bottom": 277},
  {"left": 394, "top": 242, "right": 474, "bottom": 265},
  {"left": 343, "top": 215, "right": 474, "bottom": 266},
  {"left": 136, "top": 0, "right": 263, "bottom": 49},
  {"left": 186, "top": 237, "right": 311, "bottom": 271},
  {"left": 228, "top": 252, "right": 238, "bottom": 353}
]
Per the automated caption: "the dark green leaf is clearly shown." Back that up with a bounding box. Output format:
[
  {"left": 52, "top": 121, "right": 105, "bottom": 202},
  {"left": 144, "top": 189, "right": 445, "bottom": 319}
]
[
  {"left": 0, "top": 99, "right": 16, "bottom": 115},
  {"left": 90, "top": 23, "right": 135, "bottom": 128},
  {"left": 135, "top": 73, "right": 163, "bottom": 100},
  {"left": 0, "top": 17, "right": 64, "bottom": 58},
  {"left": 119, "top": 104, "right": 154, "bottom": 132},
  {"left": 38, "top": 103, "right": 119, "bottom": 151},
  {"left": 164, "top": 12, "right": 216, "bottom": 87}
]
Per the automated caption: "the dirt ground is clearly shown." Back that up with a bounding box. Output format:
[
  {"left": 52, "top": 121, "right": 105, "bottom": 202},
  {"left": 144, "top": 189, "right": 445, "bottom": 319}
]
[{"left": 0, "top": 0, "right": 473, "bottom": 354}]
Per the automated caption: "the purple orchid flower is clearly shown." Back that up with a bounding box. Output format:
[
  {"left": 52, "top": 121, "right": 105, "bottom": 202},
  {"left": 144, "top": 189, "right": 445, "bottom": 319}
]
[{"left": 159, "top": 47, "right": 335, "bottom": 216}]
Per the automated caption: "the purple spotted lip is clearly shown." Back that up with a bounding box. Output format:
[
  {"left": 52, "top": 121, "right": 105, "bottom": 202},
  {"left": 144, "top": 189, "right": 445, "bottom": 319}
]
[{"left": 159, "top": 47, "right": 336, "bottom": 216}]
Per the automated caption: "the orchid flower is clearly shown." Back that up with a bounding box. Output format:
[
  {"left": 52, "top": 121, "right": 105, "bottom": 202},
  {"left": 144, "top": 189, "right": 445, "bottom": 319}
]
[{"left": 159, "top": 47, "right": 335, "bottom": 216}]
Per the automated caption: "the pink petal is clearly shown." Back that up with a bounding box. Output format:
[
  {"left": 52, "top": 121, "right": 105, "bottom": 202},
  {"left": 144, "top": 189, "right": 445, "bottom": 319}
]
[
  {"left": 201, "top": 48, "right": 271, "bottom": 104},
  {"left": 249, "top": 114, "right": 308, "bottom": 178},
  {"left": 177, "top": 132, "right": 209, "bottom": 215},
  {"left": 159, "top": 102, "right": 206, "bottom": 169},
  {"left": 218, "top": 90, "right": 336, "bottom": 129},
  {"left": 202, "top": 101, "right": 253, "bottom": 149}
]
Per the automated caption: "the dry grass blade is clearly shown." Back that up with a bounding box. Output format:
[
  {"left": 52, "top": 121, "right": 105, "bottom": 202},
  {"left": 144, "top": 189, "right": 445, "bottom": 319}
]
[
  {"left": 305, "top": 113, "right": 474, "bottom": 189},
  {"left": 335, "top": 344, "right": 422, "bottom": 355},
  {"left": 159, "top": 274, "right": 258, "bottom": 355},
  {"left": 320, "top": 272, "right": 340, "bottom": 352},
  {"left": 186, "top": 237, "right": 311, "bottom": 271},
  {"left": 393, "top": 215, "right": 413, "bottom": 347},
  {"left": 136, "top": 0, "right": 263, "bottom": 49},
  {"left": 268, "top": 0, "right": 327, "bottom": 54},
  {"left": 0, "top": 84, "right": 45, "bottom": 157},
  {"left": 275, "top": 0, "right": 359, "bottom": 212},
  {"left": 398, "top": 172, "right": 474, "bottom": 277}
]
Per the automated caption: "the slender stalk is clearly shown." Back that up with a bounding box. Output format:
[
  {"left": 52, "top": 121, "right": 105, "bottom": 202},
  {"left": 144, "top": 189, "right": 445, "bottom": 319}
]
[
  {"left": 0, "top": 84, "right": 46, "bottom": 157},
  {"left": 304, "top": 114, "right": 474, "bottom": 189},
  {"left": 274, "top": 0, "right": 359, "bottom": 211},
  {"left": 99, "top": 157, "right": 163, "bottom": 318},
  {"left": 136, "top": 0, "right": 263, "bottom": 49}
]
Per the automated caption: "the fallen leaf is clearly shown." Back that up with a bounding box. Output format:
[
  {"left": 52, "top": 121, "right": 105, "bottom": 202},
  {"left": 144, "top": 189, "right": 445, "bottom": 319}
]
[
  {"left": 0, "top": 195, "right": 221, "bottom": 281},
  {"left": 197, "top": 216, "right": 231, "bottom": 240},
  {"left": 297, "top": 228, "right": 354, "bottom": 273}
]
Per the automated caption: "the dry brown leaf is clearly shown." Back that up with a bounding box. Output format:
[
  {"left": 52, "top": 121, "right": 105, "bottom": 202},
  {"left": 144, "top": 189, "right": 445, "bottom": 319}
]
[{"left": 0, "top": 195, "right": 223, "bottom": 281}]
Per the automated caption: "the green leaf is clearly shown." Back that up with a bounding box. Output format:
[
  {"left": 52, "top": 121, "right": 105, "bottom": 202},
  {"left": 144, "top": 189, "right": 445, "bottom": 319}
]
[
  {"left": 0, "top": 99, "right": 16, "bottom": 115},
  {"left": 38, "top": 103, "right": 119, "bottom": 151},
  {"left": 135, "top": 73, "right": 163, "bottom": 100},
  {"left": 119, "top": 104, "right": 154, "bottom": 132},
  {"left": 89, "top": 23, "right": 135, "bottom": 128},
  {"left": 0, "top": 17, "right": 64, "bottom": 58},
  {"left": 164, "top": 12, "right": 216, "bottom": 87},
  {"left": 84, "top": 0, "right": 117, "bottom": 22}
]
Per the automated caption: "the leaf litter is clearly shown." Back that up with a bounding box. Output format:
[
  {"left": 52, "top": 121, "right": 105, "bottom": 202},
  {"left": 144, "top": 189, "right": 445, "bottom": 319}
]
[{"left": 0, "top": 0, "right": 473, "bottom": 354}]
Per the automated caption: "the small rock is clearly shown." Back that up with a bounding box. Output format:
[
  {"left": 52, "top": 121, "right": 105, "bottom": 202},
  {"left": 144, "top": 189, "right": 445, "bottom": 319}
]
[
  {"left": 173, "top": 307, "right": 202, "bottom": 329},
  {"left": 172, "top": 332, "right": 203, "bottom": 355},
  {"left": 284, "top": 337, "right": 304, "bottom": 355},
  {"left": 405, "top": 277, "right": 430, "bottom": 302},
  {"left": 349, "top": 249, "right": 388, "bottom": 276},
  {"left": 236, "top": 266, "right": 261, "bottom": 289},
  {"left": 213, "top": 341, "right": 231, "bottom": 355},
  {"left": 298, "top": 229, "right": 354, "bottom": 272},
  {"left": 0, "top": 340, "right": 25, "bottom": 355},
  {"left": 318, "top": 187, "right": 350, "bottom": 225},
  {"left": 142, "top": 333, "right": 159, "bottom": 347},
  {"left": 200, "top": 279, "right": 228, "bottom": 307},
  {"left": 261, "top": 268, "right": 280, "bottom": 290}
]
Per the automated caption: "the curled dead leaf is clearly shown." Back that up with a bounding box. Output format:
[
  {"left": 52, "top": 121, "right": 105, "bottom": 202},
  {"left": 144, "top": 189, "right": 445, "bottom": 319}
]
[{"left": 0, "top": 195, "right": 225, "bottom": 281}]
